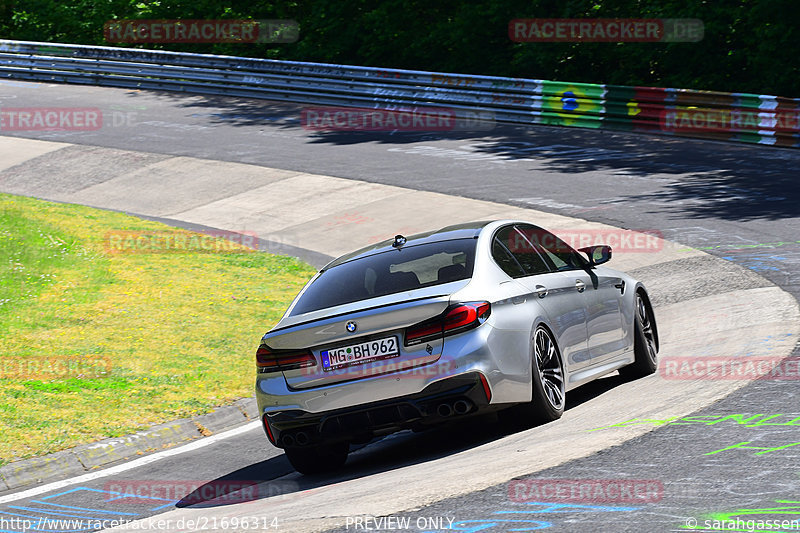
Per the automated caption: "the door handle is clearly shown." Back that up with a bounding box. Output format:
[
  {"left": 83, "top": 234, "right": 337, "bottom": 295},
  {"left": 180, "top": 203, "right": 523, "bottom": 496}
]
[
  {"left": 575, "top": 280, "right": 586, "bottom": 293},
  {"left": 534, "top": 285, "right": 548, "bottom": 299},
  {"left": 614, "top": 280, "right": 625, "bottom": 294}
]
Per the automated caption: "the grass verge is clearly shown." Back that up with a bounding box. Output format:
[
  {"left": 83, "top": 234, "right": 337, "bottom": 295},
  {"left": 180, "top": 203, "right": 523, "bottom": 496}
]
[{"left": 0, "top": 193, "right": 316, "bottom": 465}]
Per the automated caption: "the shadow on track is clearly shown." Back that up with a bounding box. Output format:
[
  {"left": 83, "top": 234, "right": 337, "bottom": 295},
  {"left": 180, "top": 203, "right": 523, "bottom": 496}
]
[
  {"left": 174, "top": 372, "right": 629, "bottom": 509},
  {"left": 122, "top": 90, "right": 800, "bottom": 223}
]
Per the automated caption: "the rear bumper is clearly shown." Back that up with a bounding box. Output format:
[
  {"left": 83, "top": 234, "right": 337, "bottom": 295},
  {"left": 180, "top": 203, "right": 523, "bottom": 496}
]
[
  {"left": 261, "top": 372, "right": 491, "bottom": 448},
  {"left": 256, "top": 322, "right": 530, "bottom": 411},
  {"left": 256, "top": 323, "right": 534, "bottom": 447}
]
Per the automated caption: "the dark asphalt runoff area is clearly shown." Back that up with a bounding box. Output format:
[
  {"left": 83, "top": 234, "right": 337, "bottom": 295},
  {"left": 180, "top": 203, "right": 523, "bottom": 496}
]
[{"left": 1, "top": 80, "right": 799, "bottom": 532}]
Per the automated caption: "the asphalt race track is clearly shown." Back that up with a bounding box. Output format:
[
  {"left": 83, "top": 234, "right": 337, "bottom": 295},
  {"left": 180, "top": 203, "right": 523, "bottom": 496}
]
[{"left": 2, "top": 80, "right": 800, "bottom": 532}]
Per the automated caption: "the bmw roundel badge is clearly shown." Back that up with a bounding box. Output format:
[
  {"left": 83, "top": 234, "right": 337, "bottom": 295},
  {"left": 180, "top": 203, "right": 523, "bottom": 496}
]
[{"left": 346, "top": 321, "right": 357, "bottom": 333}]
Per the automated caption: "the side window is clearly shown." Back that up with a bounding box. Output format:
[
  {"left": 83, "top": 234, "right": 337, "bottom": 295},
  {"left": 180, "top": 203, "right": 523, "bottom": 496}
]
[
  {"left": 492, "top": 236, "right": 525, "bottom": 278},
  {"left": 518, "top": 225, "right": 585, "bottom": 272},
  {"left": 493, "top": 226, "right": 550, "bottom": 277}
]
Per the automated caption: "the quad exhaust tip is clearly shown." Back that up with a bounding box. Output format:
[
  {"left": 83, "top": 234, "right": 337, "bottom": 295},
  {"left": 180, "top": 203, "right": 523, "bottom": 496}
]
[
  {"left": 282, "top": 400, "right": 477, "bottom": 447},
  {"left": 437, "top": 403, "right": 453, "bottom": 417},
  {"left": 282, "top": 431, "right": 310, "bottom": 447},
  {"left": 437, "top": 399, "right": 473, "bottom": 417},
  {"left": 453, "top": 399, "right": 471, "bottom": 415},
  {"left": 295, "top": 431, "right": 310, "bottom": 446}
]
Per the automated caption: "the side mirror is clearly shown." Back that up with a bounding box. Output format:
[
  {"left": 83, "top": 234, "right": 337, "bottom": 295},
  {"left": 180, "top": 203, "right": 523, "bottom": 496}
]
[{"left": 579, "top": 245, "right": 612, "bottom": 266}]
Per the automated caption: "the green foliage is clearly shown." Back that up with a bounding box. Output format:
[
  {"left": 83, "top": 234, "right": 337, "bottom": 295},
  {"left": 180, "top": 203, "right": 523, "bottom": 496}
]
[{"left": 0, "top": 0, "right": 796, "bottom": 95}]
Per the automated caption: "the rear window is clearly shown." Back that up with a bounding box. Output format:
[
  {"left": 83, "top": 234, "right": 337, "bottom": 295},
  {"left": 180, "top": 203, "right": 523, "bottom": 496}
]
[{"left": 289, "top": 239, "right": 476, "bottom": 316}]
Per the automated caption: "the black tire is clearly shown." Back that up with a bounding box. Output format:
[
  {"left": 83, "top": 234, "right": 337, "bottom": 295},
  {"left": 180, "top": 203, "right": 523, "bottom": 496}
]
[
  {"left": 502, "top": 325, "right": 566, "bottom": 427},
  {"left": 530, "top": 325, "right": 566, "bottom": 422},
  {"left": 619, "top": 291, "right": 659, "bottom": 379},
  {"left": 284, "top": 442, "right": 349, "bottom": 475}
]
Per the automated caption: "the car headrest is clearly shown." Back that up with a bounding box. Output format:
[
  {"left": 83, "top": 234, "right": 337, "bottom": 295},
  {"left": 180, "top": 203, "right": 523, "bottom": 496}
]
[
  {"left": 375, "top": 271, "right": 420, "bottom": 294},
  {"left": 437, "top": 263, "right": 466, "bottom": 283}
]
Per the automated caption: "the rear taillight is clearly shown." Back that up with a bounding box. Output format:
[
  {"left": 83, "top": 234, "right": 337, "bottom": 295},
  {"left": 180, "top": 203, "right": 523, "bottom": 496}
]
[
  {"left": 405, "top": 301, "right": 491, "bottom": 346},
  {"left": 256, "top": 345, "right": 316, "bottom": 373}
]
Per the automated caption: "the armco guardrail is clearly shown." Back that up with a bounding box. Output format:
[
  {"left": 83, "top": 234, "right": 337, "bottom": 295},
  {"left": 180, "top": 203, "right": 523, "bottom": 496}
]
[{"left": 0, "top": 40, "right": 798, "bottom": 147}]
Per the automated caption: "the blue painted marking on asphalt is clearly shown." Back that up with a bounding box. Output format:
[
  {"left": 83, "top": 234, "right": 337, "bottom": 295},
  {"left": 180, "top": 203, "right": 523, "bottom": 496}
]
[
  {"left": 29, "top": 525, "right": 88, "bottom": 533},
  {"left": 29, "top": 502, "right": 138, "bottom": 516},
  {"left": 0, "top": 487, "right": 178, "bottom": 532},
  {"left": 38, "top": 488, "right": 95, "bottom": 501},
  {"left": 7, "top": 507, "right": 107, "bottom": 520},
  {"left": 0, "top": 510, "right": 90, "bottom": 532},
  {"left": 0, "top": 509, "right": 44, "bottom": 519},
  {"left": 32, "top": 523, "right": 90, "bottom": 533},
  {"left": 447, "top": 519, "right": 553, "bottom": 532},
  {"left": 721, "top": 251, "right": 792, "bottom": 273},
  {"left": 147, "top": 502, "right": 177, "bottom": 511},
  {"left": 42, "top": 486, "right": 174, "bottom": 504}
]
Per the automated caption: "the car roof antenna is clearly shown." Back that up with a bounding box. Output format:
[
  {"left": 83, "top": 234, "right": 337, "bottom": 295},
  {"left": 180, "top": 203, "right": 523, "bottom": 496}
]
[{"left": 392, "top": 235, "right": 407, "bottom": 248}]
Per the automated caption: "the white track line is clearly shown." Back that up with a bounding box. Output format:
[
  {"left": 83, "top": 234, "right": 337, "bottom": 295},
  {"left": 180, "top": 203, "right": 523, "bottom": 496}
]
[{"left": 0, "top": 421, "right": 261, "bottom": 505}]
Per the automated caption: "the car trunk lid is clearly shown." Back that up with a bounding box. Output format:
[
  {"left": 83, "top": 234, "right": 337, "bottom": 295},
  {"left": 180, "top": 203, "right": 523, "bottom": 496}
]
[{"left": 263, "top": 291, "right": 455, "bottom": 389}]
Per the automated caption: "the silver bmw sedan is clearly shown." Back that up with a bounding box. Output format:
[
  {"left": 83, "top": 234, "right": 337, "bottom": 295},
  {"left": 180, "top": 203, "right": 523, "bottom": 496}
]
[{"left": 255, "top": 220, "right": 658, "bottom": 474}]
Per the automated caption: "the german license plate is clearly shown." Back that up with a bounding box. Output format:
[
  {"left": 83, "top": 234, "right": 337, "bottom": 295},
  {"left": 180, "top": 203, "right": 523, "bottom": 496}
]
[{"left": 321, "top": 336, "right": 399, "bottom": 371}]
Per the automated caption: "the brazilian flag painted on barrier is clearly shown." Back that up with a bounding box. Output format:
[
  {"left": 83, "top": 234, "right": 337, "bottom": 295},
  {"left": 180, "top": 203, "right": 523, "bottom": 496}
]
[{"left": 540, "top": 81, "right": 605, "bottom": 128}]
